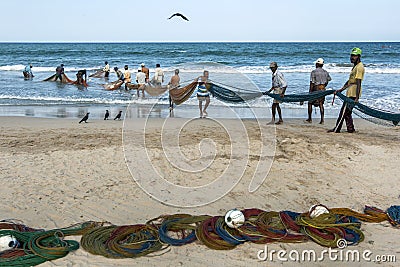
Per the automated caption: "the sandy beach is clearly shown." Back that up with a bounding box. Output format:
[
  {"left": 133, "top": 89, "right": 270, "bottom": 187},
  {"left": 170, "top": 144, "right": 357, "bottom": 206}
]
[{"left": 1, "top": 116, "right": 399, "bottom": 266}]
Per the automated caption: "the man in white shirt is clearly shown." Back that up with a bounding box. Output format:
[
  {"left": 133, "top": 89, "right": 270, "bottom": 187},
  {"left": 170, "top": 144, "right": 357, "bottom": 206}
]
[
  {"left": 136, "top": 68, "right": 147, "bottom": 97},
  {"left": 264, "top": 62, "right": 287, "bottom": 125},
  {"left": 152, "top": 63, "right": 164, "bottom": 86}
]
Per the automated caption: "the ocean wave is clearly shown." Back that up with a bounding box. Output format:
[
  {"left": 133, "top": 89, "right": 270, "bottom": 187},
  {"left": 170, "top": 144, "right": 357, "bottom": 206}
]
[
  {"left": 237, "top": 64, "right": 400, "bottom": 74},
  {"left": 0, "top": 95, "right": 134, "bottom": 105},
  {"left": 2, "top": 63, "right": 400, "bottom": 74},
  {"left": 0, "top": 65, "right": 102, "bottom": 73},
  {"left": 0, "top": 93, "right": 398, "bottom": 112}
]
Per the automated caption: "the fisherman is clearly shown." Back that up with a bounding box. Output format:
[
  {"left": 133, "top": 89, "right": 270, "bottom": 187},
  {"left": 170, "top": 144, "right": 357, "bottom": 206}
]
[
  {"left": 114, "top": 67, "right": 124, "bottom": 81},
  {"left": 152, "top": 63, "right": 164, "bottom": 86},
  {"left": 196, "top": 70, "right": 210, "bottom": 118},
  {"left": 55, "top": 64, "right": 64, "bottom": 82},
  {"left": 306, "top": 58, "right": 331, "bottom": 124},
  {"left": 76, "top": 69, "right": 87, "bottom": 85},
  {"left": 135, "top": 68, "right": 147, "bottom": 97},
  {"left": 123, "top": 65, "right": 131, "bottom": 90},
  {"left": 141, "top": 63, "right": 150, "bottom": 83},
  {"left": 168, "top": 69, "right": 180, "bottom": 111},
  {"left": 103, "top": 61, "right": 110, "bottom": 78},
  {"left": 23, "top": 63, "right": 34, "bottom": 78},
  {"left": 328, "top": 47, "right": 365, "bottom": 133},
  {"left": 263, "top": 62, "right": 287, "bottom": 125}
]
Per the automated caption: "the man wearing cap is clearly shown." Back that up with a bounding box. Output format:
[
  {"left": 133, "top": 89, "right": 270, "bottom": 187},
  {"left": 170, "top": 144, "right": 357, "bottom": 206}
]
[
  {"left": 264, "top": 62, "right": 287, "bottom": 125},
  {"left": 141, "top": 63, "right": 150, "bottom": 83},
  {"left": 136, "top": 68, "right": 147, "bottom": 97},
  {"left": 306, "top": 58, "right": 331, "bottom": 124},
  {"left": 123, "top": 65, "right": 132, "bottom": 90},
  {"left": 328, "top": 47, "right": 365, "bottom": 133}
]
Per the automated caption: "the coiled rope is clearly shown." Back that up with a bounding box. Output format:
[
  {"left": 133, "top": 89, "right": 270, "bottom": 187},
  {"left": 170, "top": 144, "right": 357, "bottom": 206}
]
[
  {"left": 1, "top": 205, "right": 400, "bottom": 265},
  {"left": 0, "top": 221, "right": 100, "bottom": 266}
]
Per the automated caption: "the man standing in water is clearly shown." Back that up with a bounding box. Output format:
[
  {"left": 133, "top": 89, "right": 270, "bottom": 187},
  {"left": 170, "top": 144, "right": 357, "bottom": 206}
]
[
  {"left": 55, "top": 64, "right": 64, "bottom": 82},
  {"left": 123, "top": 65, "right": 131, "bottom": 90},
  {"left": 23, "top": 63, "right": 34, "bottom": 78},
  {"left": 196, "top": 70, "right": 210, "bottom": 118},
  {"left": 306, "top": 58, "right": 331, "bottom": 124},
  {"left": 141, "top": 63, "right": 150, "bottom": 83},
  {"left": 152, "top": 63, "right": 164, "bottom": 86},
  {"left": 168, "top": 69, "right": 180, "bottom": 111},
  {"left": 135, "top": 68, "right": 147, "bottom": 98},
  {"left": 103, "top": 61, "right": 110, "bottom": 78},
  {"left": 264, "top": 62, "right": 287, "bottom": 125},
  {"left": 328, "top": 47, "right": 365, "bottom": 133}
]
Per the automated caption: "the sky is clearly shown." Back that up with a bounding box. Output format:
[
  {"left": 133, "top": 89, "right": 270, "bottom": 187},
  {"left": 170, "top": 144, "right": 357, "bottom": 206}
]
[{"left": 1, "top": 0, "right": 399, "bottom": 42}]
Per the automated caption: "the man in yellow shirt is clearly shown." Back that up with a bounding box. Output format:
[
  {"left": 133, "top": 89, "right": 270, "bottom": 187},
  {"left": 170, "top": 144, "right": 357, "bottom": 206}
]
[{"left": 328, "top": 47, "right": 365, "bottom": 133}]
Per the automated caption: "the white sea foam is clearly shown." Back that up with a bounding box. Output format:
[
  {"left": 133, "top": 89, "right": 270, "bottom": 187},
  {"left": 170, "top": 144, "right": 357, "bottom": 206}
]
[
  {"left": 2, "top": 64, "right": 400, "bottom": 74},
  {"left": 0, "top": 95, "right": 134, "bottom": 105},
  {"left": 0, "top": 65, "right": 102, "bottom": 73}
]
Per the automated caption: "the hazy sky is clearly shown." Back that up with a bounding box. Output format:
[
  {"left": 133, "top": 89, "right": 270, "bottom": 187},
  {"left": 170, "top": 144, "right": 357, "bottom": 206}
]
[{"left": 1, "top": 0, "right": 399, "bottom": 42}]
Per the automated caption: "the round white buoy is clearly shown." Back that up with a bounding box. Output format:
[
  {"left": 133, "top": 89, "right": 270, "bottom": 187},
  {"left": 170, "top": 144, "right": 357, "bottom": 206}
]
[{"left": 224, "top": 209, "right": 245, "bottom": 228}]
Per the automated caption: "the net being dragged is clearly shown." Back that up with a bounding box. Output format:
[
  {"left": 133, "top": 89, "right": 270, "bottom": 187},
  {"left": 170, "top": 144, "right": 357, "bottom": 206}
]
[
  {"left": 265, "top": 89, "right": 336, "bottom": 103},
  {"left": 208, "top": 81, "right": 263, "bottom": 103},
  {"left": 336, "top": 93, "right": 400, "bottom": 127}
]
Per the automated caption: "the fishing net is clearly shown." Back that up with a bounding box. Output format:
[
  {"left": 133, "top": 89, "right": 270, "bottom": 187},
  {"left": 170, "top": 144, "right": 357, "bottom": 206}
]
[
  {"left": 265, "top": 89, "right": 336, "bottom": 103},
  {"left": 336, "top": 93, "right": 400, "bottom": 127},
  {"left": 208, "top": 82, "right": 262, "bottom": 103}
]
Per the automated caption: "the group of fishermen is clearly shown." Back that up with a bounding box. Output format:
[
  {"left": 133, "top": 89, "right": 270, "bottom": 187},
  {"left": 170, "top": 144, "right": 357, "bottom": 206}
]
[
  {"left": 22, "top": 47, "right": 365, "bottom": 133},
  {"left": 264, "top": 47, "right": 365, "bottom": 133}
]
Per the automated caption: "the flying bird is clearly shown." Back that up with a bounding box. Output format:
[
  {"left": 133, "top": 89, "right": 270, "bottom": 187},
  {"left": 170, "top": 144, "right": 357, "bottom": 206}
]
[{"left": 168, "top": 13, "right": 189, "bottom": 21}]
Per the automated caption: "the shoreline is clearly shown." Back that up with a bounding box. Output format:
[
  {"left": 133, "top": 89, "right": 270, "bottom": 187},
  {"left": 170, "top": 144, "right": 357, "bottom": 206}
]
[
  {"left": 1, "top": 116, "right": 399, "bottom": 266},
  {"left": 0, "top": 103, "right": 342, "bottom": 120}
]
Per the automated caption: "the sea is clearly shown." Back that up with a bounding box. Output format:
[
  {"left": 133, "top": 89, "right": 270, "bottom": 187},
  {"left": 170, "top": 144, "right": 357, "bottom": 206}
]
[{"left": 0, "top": 42, "right": 399, "bottom": 119}]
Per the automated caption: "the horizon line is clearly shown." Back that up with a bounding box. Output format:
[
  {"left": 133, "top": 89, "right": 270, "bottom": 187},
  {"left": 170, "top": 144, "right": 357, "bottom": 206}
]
[{"left": 0, "top": 40, "right": 399, "bottom": 44}]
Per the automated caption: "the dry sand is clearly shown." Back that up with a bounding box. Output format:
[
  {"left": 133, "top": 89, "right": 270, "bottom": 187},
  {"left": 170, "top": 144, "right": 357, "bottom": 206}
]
[{"left": 0, "top": 116, "right": 399, "bottom": 266}]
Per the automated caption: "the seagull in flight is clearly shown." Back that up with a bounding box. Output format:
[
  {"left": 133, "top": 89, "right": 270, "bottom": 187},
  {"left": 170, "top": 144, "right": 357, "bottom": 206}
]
[{"left": 168, "top": 13, "right": 189, "bottom": 21}]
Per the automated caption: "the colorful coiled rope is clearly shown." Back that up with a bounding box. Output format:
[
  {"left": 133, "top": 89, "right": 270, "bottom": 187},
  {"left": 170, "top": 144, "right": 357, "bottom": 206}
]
[
  {"left": 0, "top": 221, "right": 101, "bottom": 267},
  {"left": 1, "top": 206, "right": 399, "bottom": 266}
]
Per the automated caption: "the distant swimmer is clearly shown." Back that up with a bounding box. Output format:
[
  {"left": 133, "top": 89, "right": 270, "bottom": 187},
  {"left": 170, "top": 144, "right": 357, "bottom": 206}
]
[
  {"left": 114, "top": 111, "right": 122, "bottom": 120},
  {"left": 79, "top": 112, "right": 90, "bottom": 123},
  {"left": 104, "top": 110, "right": 110, "bottom": 120},
  {"left": 168, "top": 13, "right": 189, "bottom": 21}
]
